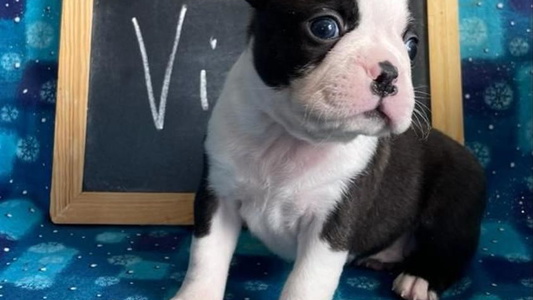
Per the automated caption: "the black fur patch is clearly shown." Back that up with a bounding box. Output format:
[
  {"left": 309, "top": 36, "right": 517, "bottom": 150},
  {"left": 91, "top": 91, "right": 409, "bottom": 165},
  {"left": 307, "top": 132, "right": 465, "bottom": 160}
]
[
  {"left": 193, "top": 153, "right": 218, "bottom": 238},
  {"left": 246, "top": 0, "right": 360, "bottom": 87},
  {"left": 321, "top": 129, "right": 486, "bottom": 292}
]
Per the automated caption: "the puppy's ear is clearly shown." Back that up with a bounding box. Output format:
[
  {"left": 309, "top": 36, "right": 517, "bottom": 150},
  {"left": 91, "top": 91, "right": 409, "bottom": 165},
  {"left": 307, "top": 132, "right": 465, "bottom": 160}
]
[{"left": 245, "top": 0, "right": 268, "bottom": 9}]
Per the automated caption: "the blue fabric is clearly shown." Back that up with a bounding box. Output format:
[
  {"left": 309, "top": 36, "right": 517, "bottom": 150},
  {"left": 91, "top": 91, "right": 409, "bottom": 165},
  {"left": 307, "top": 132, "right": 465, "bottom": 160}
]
[{"left": 0, "top": 0, "right": 532, "bottom": 299}]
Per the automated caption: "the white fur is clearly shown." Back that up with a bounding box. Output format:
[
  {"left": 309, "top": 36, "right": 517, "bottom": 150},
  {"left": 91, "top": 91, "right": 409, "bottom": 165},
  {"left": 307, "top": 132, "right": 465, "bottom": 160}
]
[
  {"left": 172, "top": 201, "right": 241, "bottom": 300},
  {"left": 279, "top": 220, "right": 349, "bottom": 300}
]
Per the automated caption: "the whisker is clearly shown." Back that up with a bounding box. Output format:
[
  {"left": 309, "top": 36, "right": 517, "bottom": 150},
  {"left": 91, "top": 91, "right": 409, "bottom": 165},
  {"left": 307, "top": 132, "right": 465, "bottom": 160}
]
[
  {"left": 414, "top": 90, "right": 430, "bottom": 98},
  {"left": 414, "top": 102, "right": 431, "bottom": 122},
  {"left": 414, "top": 98, "right": 431, "bottom": 114},
  {"left": 410, "top": 111, "right": 424, "bottom": 138},
  {"left": 411, "top": 106, "right": 431, "bottom": 140}
]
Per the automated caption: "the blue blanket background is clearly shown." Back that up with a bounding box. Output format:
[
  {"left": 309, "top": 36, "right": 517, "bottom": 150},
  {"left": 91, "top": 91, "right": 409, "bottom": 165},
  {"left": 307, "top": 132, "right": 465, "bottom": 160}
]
[{"left": 0, "top": 0, "right": 532, "bottom": 299}]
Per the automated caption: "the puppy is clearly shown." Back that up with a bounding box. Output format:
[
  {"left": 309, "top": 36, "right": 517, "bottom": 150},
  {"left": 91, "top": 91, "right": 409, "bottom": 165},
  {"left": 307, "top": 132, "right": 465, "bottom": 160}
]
[{"left": 173, "top": 0, "right": 486, "bottom": 299}]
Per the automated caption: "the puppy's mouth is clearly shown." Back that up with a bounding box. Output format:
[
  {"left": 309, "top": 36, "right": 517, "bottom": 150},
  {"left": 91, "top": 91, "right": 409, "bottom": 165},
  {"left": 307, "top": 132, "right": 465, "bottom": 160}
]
[
  {"left": 305, "top": 106, "right": 389, "bottom": 127},
  {"left": 278, "top": 94, "right": 411, "bottom": 143},
  {"left": 362, "top": 107, "right": 389, "bottom": 122},
  {"left": 286, "top": 106, "right": 393, "bottom": 143}
]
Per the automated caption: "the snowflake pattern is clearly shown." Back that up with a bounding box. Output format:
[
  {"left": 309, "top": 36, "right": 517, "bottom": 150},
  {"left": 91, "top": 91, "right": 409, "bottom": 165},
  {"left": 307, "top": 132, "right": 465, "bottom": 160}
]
[
  {"left": 108, "top": 255, "right": 142, "bottom": 266},
  {"left": 1, "top": 52, "right": 22, "bottom": 71},
  {"left": 521, "top": 278, "right": 533, "bottom": 288},
  {"left": 96, "top": 232, "right": 128, "bottom": 244},
  {"left": 95, "top": 276, "right": 120, "bottom": 287},
  {"left": 16, "top": 136, "right": 40, "bottom": 162},
  {"left": 39, "top": 80, "right": 56, "bottom": 103},
  {"left": 244, "top": 280, "right": 269, "bottom": 291},
  {"left": 1, "top": 105, "right": 19, "bottom": 123},
  {"left": 39, "top": 255, "right": 65, "bottom": 264},
  {"left": 14, "top": 275, "right": 53, "bottom": 290},
  {"left": 484, "top": 82, "right": 514, "bottom": 111},
  {"left": 28, "top": 242, "right": 66, "bottom": 254},
  {"left": 467, "top": 142, "right": 491, "bottom": 167},
  {"left": 460, "top": 17, "right": 488, "bottom": 46},
  {"left": 505, "top": 253, "right": 531, "bottom": 263},
  {"left": 345, "top": 276, "right": 380, "bottom": 290},
  {"left": 509, "top": 37, "right": 530, "bottom": 57},
  {"left": 124, "top": 296, "right": 148, "bottom": 300},
  {"left": 26, "top": 21, "right": 55, "bottom": 49}
]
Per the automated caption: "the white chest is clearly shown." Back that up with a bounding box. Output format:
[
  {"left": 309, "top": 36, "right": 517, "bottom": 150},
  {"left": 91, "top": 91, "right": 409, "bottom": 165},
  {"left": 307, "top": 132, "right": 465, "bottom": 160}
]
[
  {"left": 207, "top": 125, "right": 378, "bottom": 260},
  {"left": 237, "top": 177, "right": 348, "bottom": 260}
]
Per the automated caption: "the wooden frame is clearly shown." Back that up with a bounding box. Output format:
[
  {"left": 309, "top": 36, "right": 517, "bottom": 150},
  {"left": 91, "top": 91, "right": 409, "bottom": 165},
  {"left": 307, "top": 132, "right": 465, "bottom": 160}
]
[
  {"left": 427, "top": 0, "right": 464, "bottom": 143},
  {"left": 51, "top": 0, "right": 463, "bottom": 225},
  {"left": 50, "top": 0, "right": 194, "bottom": 225}
]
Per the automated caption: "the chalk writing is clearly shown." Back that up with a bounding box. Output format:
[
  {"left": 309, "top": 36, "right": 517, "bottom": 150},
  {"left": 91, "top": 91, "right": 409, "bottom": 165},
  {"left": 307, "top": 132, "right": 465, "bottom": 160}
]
[
  {"left": 210, "top": 37, "right": 217, "bottom": 50},
  {"left": 200, "top": 70, "right": 209, "bottom": 111},
  {"left": 132, "top": 5, "right": 188, "bottom": 130}
]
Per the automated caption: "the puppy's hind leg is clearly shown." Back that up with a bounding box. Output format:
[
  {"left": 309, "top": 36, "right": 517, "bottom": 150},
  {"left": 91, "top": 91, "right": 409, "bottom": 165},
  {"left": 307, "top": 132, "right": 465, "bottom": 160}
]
[
  {"left": 392, "top": 214, "right": 480, "bottom": 300},
  {"left": 393, "top": 164, "right": 486, "bottom": 300}
]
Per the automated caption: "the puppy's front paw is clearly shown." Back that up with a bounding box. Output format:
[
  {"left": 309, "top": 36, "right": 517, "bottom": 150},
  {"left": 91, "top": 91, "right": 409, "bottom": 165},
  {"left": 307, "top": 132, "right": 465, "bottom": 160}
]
[{"left": 392, "top": 273, "right": 439, "bottom": 300}]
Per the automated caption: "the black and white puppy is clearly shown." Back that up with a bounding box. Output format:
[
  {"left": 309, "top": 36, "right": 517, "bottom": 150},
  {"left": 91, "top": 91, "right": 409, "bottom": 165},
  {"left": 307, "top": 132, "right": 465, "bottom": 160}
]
[{"left": 173, "top": 0, "right": 486, "bottom": 299}]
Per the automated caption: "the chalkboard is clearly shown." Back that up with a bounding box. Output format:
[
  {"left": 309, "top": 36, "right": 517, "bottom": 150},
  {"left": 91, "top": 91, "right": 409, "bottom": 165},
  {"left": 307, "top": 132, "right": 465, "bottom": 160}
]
[
  {"left": 84, "top": 0, "right": 249, "bottom": 192},
  {"left": 51, "top": 0, "right": 463, "bottom": 225}
]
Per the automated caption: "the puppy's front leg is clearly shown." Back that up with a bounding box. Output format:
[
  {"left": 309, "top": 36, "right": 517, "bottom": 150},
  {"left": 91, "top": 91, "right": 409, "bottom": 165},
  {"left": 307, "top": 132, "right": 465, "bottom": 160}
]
[
  {"left": 280, "top": 219, "right": 348, "bottom": 300},
  {"left": 172, "top": 172, "right": 241, "bottom": 300}
]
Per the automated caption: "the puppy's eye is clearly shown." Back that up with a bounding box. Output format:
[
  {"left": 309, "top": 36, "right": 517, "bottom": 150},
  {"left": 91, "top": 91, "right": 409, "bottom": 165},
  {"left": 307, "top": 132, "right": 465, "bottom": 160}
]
[
  {"left": 309, "top": 16, "right": 340, "bottom": 40},
  {"left": 404, "top": 36, "right": 419, "bottom": 61}
]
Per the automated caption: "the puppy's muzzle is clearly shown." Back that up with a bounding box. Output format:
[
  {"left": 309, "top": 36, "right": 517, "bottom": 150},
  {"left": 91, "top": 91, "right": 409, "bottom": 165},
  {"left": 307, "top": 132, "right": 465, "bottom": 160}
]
[{"left": 371, "top": 61, "right": 399, "bottom": 98}]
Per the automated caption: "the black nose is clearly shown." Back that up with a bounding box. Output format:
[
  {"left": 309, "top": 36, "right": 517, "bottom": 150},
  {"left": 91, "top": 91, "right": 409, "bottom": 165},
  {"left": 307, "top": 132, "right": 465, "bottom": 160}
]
[{"left": 371, "top": 61, "right": 399, "bottom": 98}]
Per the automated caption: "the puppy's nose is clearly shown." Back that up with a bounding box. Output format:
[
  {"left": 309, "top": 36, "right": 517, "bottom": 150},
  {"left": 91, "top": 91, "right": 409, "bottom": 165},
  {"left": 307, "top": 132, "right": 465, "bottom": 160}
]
[{"left": 371, "top": 61, "right": 399, "bottom": 98}]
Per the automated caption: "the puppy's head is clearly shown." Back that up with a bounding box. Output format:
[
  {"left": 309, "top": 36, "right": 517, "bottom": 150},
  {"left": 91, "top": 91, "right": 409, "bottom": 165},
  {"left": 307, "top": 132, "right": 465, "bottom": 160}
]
[{"left": 246, "top": 0, "right": 418, "bottom": 142}]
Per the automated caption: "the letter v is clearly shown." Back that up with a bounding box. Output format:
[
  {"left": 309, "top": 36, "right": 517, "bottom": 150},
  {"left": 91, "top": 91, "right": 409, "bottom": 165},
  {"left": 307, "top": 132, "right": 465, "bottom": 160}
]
[{"left": 132, "top": 5, "right": 188, "bottom": 130}]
